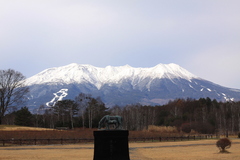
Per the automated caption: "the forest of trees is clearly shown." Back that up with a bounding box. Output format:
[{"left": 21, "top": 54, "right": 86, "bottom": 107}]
[
  {"left": 2, "top": 92, "right": 240, "bottom": 135},
  {"left": 2, "top": 69, "right": 240, "bottom": 136}
]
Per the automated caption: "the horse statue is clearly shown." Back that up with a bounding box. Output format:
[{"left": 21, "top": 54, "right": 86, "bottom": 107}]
[{"left": 98, "top": 115, "right": 123, "bottom": 130}]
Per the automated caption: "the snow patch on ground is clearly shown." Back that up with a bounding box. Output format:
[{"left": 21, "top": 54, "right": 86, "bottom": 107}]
[
  {"left": 207, "top": 88, "right": 212, "bottom": 92},
  {"left": 189, "top": 84, "right": 194, "bottom": 89},
  {"left": 224, "top": 97, "right": 234, "bottom": 101},
  {"left": 221, "top": 92, "right": 234, "bottom": 101},
  {"left": 46, "top": 89, "right": 68, "bottom": 107}
]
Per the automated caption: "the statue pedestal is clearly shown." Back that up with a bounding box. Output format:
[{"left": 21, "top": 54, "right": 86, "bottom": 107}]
[{"left": 93, "top": 130, "right": 130, "bottom": 160}]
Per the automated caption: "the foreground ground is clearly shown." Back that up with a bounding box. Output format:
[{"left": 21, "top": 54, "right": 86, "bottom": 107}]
[{"left": 0, "top": 139, "right": 240, "bottom": 160}]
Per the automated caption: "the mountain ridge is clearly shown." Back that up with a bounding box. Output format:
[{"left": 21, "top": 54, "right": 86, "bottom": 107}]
[
  {"left": 26, "top": 63, "right": 199, "bottom": 88},
  {"left": 24, "top": 63, "right": 240, "bottom": 109}
]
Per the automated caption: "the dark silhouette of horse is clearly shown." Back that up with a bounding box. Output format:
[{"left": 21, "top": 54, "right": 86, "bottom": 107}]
[{"left": 98, "top": 115, "right": 123, "bottom": 130}]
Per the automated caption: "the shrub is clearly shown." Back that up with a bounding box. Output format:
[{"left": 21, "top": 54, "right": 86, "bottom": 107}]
[
  {"left": 216, "top": 138, "right": 231, "bottom": 152},
  {"left": 181, "top": 123, "right": 191, "bottom": 133},
  {"left": 147, "top": 125, "right": 178, "bottom": 133}
]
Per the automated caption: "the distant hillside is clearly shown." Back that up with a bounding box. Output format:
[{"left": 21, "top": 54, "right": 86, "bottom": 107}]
[{"left": 24, "top": 63, "right": 240, "bottom": 110}]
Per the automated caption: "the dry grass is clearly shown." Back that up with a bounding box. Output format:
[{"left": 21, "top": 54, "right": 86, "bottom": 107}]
[
  {"left": 0, "top": 144, "right": 94, "bottom": 160},
  {"left": 0, "top": 125, "right": 55, "bottom": 131},
  {"left": 1, "top": 125, "right": 239, "bottom": 159},
  {"left": 130, "top": 139, "right": 240, "bottom": 160},
  {"left": 147, "top": 125, "right": 178, "bottom": 133},
  {"left": 0, "top": 130, "right": 96, "bottom": 140},
  {"left": 0, "top": 125, "right": 212, "bottom": 144},
  {"left": 1, "top": 125, "right": 185, "bottom": 140},
  {"left": 1, "top": 139, "right": 240, "bottom": 160},
  {"left": 128, "top": 125, "right": 188, "bottom": 139}
]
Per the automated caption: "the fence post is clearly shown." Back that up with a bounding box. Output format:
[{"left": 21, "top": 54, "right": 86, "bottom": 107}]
[
  {"left": 159, "top": 137, "right": 161, "bottom": 142},
  {"left": 34, "top": 139, "right": 37, "bottom": 145}
]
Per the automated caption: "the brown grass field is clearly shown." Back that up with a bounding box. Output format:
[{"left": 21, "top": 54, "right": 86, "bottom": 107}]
[
  {"left": 0, "top": 139, "right": 240, "bottom": 160},
  {"left": 0, "top": 125, "right": 192, "bottom": 140},
  {"left": 1, "top": 125, "right": 240, "bottom": 159}
]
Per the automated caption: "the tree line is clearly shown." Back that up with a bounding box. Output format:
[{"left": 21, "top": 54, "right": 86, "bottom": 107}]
[
  {"left": 110, "top": 98, "right": 240, "bottom": 135},
  {"left": 1, "top": 69, "right": 240, "bottom": 134},
  {"left": 7, "top": 93, "right": 109, "bottom": 129},
  {"left": 4, "top": 95, "right": 240, "bottom": 135}
]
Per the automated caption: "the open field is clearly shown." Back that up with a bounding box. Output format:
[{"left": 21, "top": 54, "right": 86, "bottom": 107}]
[
  {"left": 0, "top": 125, "right": 238, "bottom": 159},
  {"left": 0, "top": 125, "right": 55, "bottom": 131},
  {"left": 0, "top": 139, "right": 240, "bottom": 160},
  {"left": 0, "top": 125, "right": 208, "bottom": 140},
  {"left": 0, "top": 125, "right": 204, "bottom": 144}
]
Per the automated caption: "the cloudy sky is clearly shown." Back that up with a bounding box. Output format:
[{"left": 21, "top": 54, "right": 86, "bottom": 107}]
[{"left": 1, "top": 0, "right": 240, "bottom": 89}]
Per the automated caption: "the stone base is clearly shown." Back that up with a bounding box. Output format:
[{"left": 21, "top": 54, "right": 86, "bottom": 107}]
[{"left": 93, "top": 130, "right": 130, "bottom": 160}]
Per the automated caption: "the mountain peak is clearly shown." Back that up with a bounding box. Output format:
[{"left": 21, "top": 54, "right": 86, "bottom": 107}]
[
  {"left": 25, "top": 63, "right": 199, "bottom": 86},
  {"left": 25, "top": 63, "right": 240, "bottom": 109}
]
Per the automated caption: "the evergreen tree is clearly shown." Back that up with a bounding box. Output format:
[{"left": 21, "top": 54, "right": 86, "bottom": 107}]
[{"left": 14, "top": 107, "right": 32, "bottom": 126}]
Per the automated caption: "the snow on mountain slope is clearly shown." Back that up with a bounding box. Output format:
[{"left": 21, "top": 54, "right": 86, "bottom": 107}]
[
  {"left": 25, "top": 63, "right": 199, "bottom": 90},
  {"left": 46, "top": 89, "right": 68, "bottom": 107},
  {"left": 25, "top": 63, "right": 240, "bottom": 109}
]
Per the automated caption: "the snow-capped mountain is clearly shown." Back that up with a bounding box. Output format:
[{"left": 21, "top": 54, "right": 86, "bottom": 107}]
[
  {"left": 25, "top": 63, "right": 240, "bottom": 110},
  {"left": 26, "top": 63, "right": 198, "bottom": 89}
]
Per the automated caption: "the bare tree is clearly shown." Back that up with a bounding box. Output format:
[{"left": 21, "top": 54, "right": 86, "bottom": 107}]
[
  {"left": 87, "top": 98, "right": 97, "bottom": 128},
  {"left": 75, "top": 93, "right": 92, "bottom": 129},
  {"left": 0, "top": 69, "right": 29, "bottom": 124},
  {"left": 54, "top": 99, "right": 78, "bottom": 129}
]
